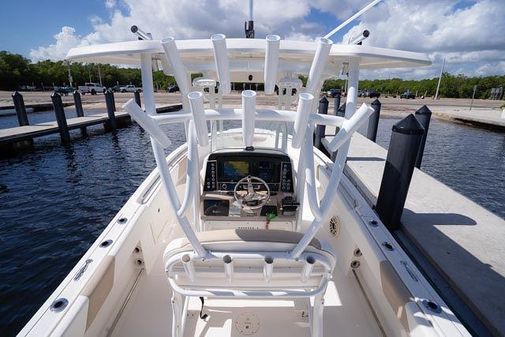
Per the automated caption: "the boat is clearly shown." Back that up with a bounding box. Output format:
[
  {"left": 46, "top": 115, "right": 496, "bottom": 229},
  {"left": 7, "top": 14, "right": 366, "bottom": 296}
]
[{"left": 18, "top": 5, "right": 472, "bottom": 337}]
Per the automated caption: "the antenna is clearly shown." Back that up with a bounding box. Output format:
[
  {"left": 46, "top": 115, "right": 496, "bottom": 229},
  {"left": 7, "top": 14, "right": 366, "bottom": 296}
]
[
  {"left": 245, "top": 0, "right": 255, "bottom": 38},
  {"left": 324, "top": 0, "right": 382, "bottom": 39}
]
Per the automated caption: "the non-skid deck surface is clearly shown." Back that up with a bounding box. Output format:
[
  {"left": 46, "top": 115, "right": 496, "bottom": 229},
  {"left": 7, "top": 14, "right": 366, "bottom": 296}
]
[{"left": 111, "top": 251, "right": 382, "bottom": 337}]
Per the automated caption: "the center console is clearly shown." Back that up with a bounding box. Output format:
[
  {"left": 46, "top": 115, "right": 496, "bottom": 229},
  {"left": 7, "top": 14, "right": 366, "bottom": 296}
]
[{"left": 201, "top": 149, "right": 299, "bottom": 230}]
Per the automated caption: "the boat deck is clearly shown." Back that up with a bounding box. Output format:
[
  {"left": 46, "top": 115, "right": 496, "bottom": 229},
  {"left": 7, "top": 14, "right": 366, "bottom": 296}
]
[{"left": 111, "top": 237, "right": 382, "bottom": 337}]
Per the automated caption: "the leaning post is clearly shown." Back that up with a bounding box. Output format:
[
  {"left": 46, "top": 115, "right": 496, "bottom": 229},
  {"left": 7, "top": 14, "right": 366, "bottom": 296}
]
[
  {"left": 375, "top": 114, "right": 424, "bottom": 230},
  {"left": 12, "top": 91, "right": 29, "bottom": 126},
  {"left": 414, "top": 105, "right": 432, "bottom": 168},
  {"left": 314, "top": 96, "right": 329, "bottom": 150},
  {"left": 105, "top": 89, "right": 117, "bottom": 132},
  {"left": 51, "top": 92, "right": 71, "bottom": 145},
  {"left": 366, "top": 99, "right": 381, "bottom": 142},
  {"left": 134, "top": 89, "right": 142, "bottom": 107}
]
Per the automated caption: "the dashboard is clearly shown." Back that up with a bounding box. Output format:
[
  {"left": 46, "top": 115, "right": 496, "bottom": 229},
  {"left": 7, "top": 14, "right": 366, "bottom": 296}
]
[
  {"left": 204, "top": 151, "right": 293, "bottom": 193},
  {"left": 201, "top": 150, "right": 298, "bottom": 227}
]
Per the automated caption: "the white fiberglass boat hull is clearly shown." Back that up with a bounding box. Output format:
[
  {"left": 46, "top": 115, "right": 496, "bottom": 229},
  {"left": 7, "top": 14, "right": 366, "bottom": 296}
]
[{"left": 19, "top": 130, "right": 469, "bottom": 337}]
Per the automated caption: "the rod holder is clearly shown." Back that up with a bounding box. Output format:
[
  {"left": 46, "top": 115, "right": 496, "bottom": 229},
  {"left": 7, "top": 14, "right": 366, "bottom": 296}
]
[
  {"left": 242, "top": 90, "right": 256, "bottom": 148},
  {"left": 223, "top": 255, "right": 233, "bottom": 283},
  {"left": 349, "top": 30, "right": 370, "bottom": 45},
  {"left": 264, "top": 35, "right": 281, "bottom": 95},
  {"left": 188, "top": 92, "right": 209, "bottom": 147},
  {"left": 301, "top": 255, "right": 316, "bottom": 283},
  {"left": 130, "top": 25, "right": 151, "bottom": 40},
  {"left": 306, "top": 37, "right": 333, "bottom": 95},
  {"left": 181, "top": 254, "right": 195, "bottom": 282},
  {"left": 292, "top": 93, "right": 314, "bottom": 149},
  {"left": 211, "top": 34, "right": 231, "bottom": 95},
  {"left": 123, "top": 99, "right": 172, "bottom": 148},
  {"left": 327, "top": 103, "right": 374, "bottom": 152},
  {"left": 263, "top": 256, "right": 274, "bottom": 283},
  {"left": 161, "top": 37, "right": 190, "bottom": 94}
]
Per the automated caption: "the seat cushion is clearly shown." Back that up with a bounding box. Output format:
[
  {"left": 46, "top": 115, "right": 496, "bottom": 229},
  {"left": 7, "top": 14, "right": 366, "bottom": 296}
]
[{"left": 164, "top": 229, "right": 335, "bottom": 259}]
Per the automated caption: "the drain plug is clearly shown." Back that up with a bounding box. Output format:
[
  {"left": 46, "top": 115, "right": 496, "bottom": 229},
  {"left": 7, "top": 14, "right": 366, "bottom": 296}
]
[{"left": 235, "top": 312, "right": 260, "bottom": 335}]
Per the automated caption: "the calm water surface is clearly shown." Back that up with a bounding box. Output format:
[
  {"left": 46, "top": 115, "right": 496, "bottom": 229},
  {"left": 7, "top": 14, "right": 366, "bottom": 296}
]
[{"left": 0, "top": 110, "right": 504, "bottom": 335}]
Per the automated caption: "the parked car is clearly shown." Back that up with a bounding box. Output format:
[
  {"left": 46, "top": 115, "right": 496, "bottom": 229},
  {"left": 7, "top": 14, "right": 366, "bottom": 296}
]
[
  {"left": 120, "top": 84, "right": 142, "bottom": 93},
  {"left": 110, "top": 84, "right": 124, "bottom": 92},
  {"left": 326, "top": 88, "right": 341, "bottom": 97},
  {"left": 54, "top": 86, "right": 75, "bottom": 96},
  {"left": 167, "top": 84, "right": 179, "bottom": 93},
  {"left": 78, "top": 82, "right": 105, "bottom": 95},
  {"left": 400, "top": 90, "right": 416, "bottom": 99},
  {"left": 363, "top": 89, "right": 380, "bottom": 98}
]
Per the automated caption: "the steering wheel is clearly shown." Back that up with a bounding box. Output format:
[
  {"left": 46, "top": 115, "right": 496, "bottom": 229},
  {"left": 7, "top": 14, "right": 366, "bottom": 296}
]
[{"left": 233, "top": 175, "right": 270, "bottom": 210}]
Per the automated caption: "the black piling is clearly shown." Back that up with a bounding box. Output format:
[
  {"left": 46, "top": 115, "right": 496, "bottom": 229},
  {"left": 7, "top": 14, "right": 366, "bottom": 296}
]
[
  {"left": 414, "top": 105, "right": 432, "bottom": 168},
  {"left": 314, "top": 96, "right": 329, "bottom": 150},
  {"left": 336, "top": 102, "right": 346, "bottom": 118},
  {"left": 73, "top": 91, "right": 84, "bottom": 117},
  {"left": 333, "top": 92, "right": 341, "bottom": 116},
  {"left": 111, "top": 90, "right": 116, "bottom": 112},
  {"left": 105, "top": 89, "right": 117, "bottom": 132},
  {"left": 134, "top": 89, "right": 142, "bottom": 107},
  {"left": 12, "top": 91, "right": 29, "bottom": 126},
  {"left": 73, "top": 90, "right": 87, "bottom": 137},
  {"left": 375, "top": 114, "right": 424, "bottom": 230},
  {"left": 51, "top": 92, "right": 71, "bottom": 145},
  {"left": 366, "top": 99, "right": 381, "bottom": 142}
]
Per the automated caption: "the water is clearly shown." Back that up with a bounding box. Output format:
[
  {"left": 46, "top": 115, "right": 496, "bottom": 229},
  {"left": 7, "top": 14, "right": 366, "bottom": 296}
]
[
  {"left": 373, "top": 116, "right": 505, "bottom": 216},
  {"left": 0, "top": 111, "right": 504, "bottom": 335}
]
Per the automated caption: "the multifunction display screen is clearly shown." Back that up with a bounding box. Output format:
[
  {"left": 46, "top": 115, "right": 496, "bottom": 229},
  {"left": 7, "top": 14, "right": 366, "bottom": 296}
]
[
  {"left": 222, "top": 161, "right": 249, "bottom": 182},
  {"left": 204, "top": 152, "right": 293, "bottom": 192},
  {"left": 219, "top": 158, "right": 281, "bottom": 183}
]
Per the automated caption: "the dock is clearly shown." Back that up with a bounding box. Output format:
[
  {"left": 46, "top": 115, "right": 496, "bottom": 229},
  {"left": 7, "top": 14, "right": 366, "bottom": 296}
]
[
  {"left": 431, "top": 106, "right": 505, "bottom": 130},
  {"left": 326, "top": 133, "right": 505, "bottom": 336},
  {"left": 0, "top": 102, "right": 74, "bottom": 112},
  {"left": 0, "top": 88, "right": 186, "bottom": 156},
  {"left": 0, "top": 111, "right": 130, "bottom": 143}
]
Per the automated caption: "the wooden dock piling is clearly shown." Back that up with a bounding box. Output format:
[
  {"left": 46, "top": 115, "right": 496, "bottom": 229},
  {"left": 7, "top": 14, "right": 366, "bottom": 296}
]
[
  {"left": 51, "top": 92, "right": 71, "bottom": 145},
  {"left": 73, "top": 91, "right": 87, "bottom": 137},
  {"left": 314, "top": 96, "right": 328, "bottom": 150},
  {"left": 134, "top": 89, "right": 142, "bottom": 107},
  {"left": 12, "top": 91, "right": 30, "bottom": 126},
  {"left": 105, "top": 90, "right": 117, "bottom": 132},
  {"left": 333, "top": 92, "right": 341, "bottom": 116},
  {"left": 366, "top": 99, "right": 381, "bottom": 142}
]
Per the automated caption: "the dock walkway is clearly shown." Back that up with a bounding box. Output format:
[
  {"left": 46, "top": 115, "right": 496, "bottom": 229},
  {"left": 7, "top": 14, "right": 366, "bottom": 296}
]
[
  {"left": 431, "top": 106, "right": 505, "bottom": 129},
  {"left": 0, "top": 111, "right": 129, "bottom": 144},
  {"left": 331, "top": 134, "right": 505, "bottom": 336}
]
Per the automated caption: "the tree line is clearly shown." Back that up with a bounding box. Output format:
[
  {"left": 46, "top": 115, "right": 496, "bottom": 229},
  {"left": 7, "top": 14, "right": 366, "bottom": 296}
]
[
  {"left": 1, "top": 50, "right": 504, "bottom": 99},
  {"left": 0, "top": 51, "right": 174, "bottom": 91},
  {"left": 320, "top": 74, "right": 505, "bottom": 99}
]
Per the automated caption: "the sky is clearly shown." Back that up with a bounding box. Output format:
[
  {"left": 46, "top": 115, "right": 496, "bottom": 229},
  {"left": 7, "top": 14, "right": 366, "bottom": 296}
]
[{"left": 1, "top": 0, "right": 504, "bottom": 80}]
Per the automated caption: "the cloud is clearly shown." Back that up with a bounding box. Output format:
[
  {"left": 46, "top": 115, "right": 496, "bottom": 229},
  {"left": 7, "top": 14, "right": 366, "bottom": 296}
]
[
  {"left": 342, "top": 0, "right": 505, "bottom": 78},
  {"left": 29, "top": 0, "right": 505, "bottom": 79},
  {"left": 30, "top": 26, "right": 87, "bottom": 62}
]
